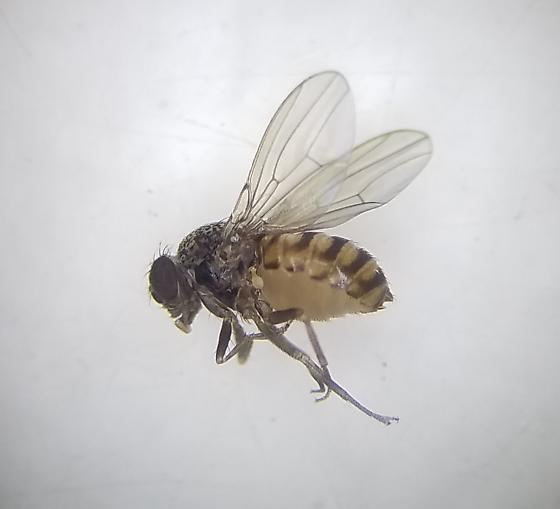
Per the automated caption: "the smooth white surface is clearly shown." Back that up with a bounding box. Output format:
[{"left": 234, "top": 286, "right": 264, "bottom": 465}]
[{"left": 1, "top": 1, "right": 559, "bottom": 508}]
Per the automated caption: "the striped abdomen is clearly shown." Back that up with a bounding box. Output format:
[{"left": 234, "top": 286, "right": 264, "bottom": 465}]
[{"left": 255, "top": 232, "right": 393, "bottom": 321}]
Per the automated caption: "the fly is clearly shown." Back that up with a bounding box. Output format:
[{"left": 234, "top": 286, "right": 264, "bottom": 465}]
[{"left": 148, "top": 71, "right": 432, "bottom": 425}]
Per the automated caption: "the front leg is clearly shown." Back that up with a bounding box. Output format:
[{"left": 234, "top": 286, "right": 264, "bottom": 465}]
[
  {"left": 216, "top": 319, "right": 233, "bottom": 364},
  {"left": 215, "top": 316, "right": 254, "bottom": 365},
  {"left": 197, "top": 290, "right": 251, "bottom": 365}
]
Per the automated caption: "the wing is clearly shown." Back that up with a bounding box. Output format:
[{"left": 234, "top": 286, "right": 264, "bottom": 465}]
[
  {"left": 226, "top": 71, "right": 355, "bottom": 235},
  {"left": 265, "top": 129, "right": 432, "bottom": 231},
  {"left": 226, "top": 73, "right": 432, "bottom": 236}
]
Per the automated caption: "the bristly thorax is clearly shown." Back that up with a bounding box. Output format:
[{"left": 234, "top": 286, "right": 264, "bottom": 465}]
[
  {"left": 177, "top": 221, "right": 227, "bottom": 267},
  {"left": 177, "top": 221, "right": 259, "bottom": 310}
]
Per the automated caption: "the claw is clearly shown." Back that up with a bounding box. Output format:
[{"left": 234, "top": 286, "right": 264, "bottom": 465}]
[
  {"left": 309, "top": 368, "right": 334, "bottom": 401},
  {"left": 379, "top": 415, "right": 400, "bottom": 426},
  {"left": 313, "top": 387, "right": 332, "bottom": 402},
  {"left": 310, "top": 379, "right": 326, "bottom": 394}
]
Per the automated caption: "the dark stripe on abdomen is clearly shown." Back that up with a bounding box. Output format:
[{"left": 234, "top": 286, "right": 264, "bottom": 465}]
[
  {"left": 321, "top": 236, "right": 348, "bottom": 261},
  {"left": 347, "top": 267, "right": 387, "bottom": 299},
  {"left": 291, "top": 231, "right": 316, "bottom": 251},
  {"left": 340, "top": 248, "right": 370, "bottom": 277}
]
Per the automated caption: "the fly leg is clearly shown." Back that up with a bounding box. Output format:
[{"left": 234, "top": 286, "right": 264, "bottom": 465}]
[
  {"left": 304, "top": 321, "right": 333, "bottom": 402},
  {"left": 196, "top": 290, "right": 254, "bottom": 365},
  {"left": 264, "top": 310, "right": 332, "bottom": 398},
  {"left": 221, "top": 319, "right": 296, "bottom": 364},
  {"left": 252, "top": 314, "right": 399, "bottom": 426},
  {"left": 231, "top": 318, "right": 253, "bottom": 364},
  {"left": 229, "top": 308, "right": 298, "bottom": 345},
  {"left": 252, "top": 316, "right": 328, "bottom": 394},
  {"left": 269, "top": 310, "right": 331, "bottom": 398},
  {"left": 216, "top": 311, "right": 297, "bottom": 364},
  {"left": 269, "top": 308, "right": 302, "bottom": 325},
  {"left": 216, "top": 316, "right": 256, "bottom": 364},
  {"left": 242, "top": 309, "right": 298, "bottom": 340},
  {"left": 216, "top": 319, "right": 234, "bottom": 364}
]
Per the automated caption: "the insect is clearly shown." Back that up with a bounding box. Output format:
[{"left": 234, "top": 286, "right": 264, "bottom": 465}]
[{"left": 148, "top": 71, "right": 432, "bottom": 425}]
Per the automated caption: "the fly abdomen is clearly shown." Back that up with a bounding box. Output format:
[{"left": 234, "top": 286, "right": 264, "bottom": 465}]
[{"left": 257, "top": 232, "right": 392, "bottom": 321}]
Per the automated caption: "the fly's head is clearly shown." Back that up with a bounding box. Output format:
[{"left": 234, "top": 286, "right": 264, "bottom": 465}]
[
  {"left": 148, "top": 253, "right": 201, "bottom": 333},
  {"left": 149, "top": 222, "right": 227, "bottom": 333}
]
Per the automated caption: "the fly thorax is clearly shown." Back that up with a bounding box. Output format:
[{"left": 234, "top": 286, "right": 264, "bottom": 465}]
[
  {"left": 177, "top": 221, "right": 226, "bottom": 267},
  {"left": 177, "top": 222, "right": 258, "bottom": 308}
]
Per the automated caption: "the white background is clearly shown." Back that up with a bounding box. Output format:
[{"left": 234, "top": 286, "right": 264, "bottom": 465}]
[{"left": 1, "top": 1, "right": 559, "bottom": 508}]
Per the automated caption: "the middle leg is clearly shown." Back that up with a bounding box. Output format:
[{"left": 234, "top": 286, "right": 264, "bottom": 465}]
[{"left": 304, "top": 320, "right": 333, "bottom": 401}]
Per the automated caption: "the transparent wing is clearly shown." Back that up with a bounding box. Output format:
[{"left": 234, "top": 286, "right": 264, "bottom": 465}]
[
  {"left": 263, "top": 129, "right": 432, "bottom": 232},
  {"left": 226, "top": 71, "right": 355, "bottom": 235}
]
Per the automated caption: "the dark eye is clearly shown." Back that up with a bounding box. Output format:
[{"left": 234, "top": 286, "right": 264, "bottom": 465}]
[{"left": 149, "top": 255, "right": 179, "bottom": 303}]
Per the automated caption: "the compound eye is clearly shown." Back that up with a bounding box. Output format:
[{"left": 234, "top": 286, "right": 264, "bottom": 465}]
[{"left": 149, "top": 255, "right": 179, "bottom": 303}]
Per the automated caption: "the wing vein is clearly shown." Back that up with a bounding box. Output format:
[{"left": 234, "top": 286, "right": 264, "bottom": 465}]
[
  {"left": 269, "top": 73, "right": 339, "bottom": 183},
  {"left": 226, "top": 72, "right": 431, "bottom": 236}
]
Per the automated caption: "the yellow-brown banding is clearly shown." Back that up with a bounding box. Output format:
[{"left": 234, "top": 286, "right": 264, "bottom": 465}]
[
  {"left": 320, "top": 236, "right": 348, "bottom": 261},
  {"left": 347, "top": 265, "right": 384, "bottom": 299},
  {"left": 262, "top": 235, "right": 281, "bottom": 269},
  {"left": 258, "top": 232, "right": 392, "bottom": 318},
  {"left": 340, "top": 248, "right": 370, "bottom": 277},
  {"left": 291, "top": 232, "right": 316, "bottom": 251}
]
